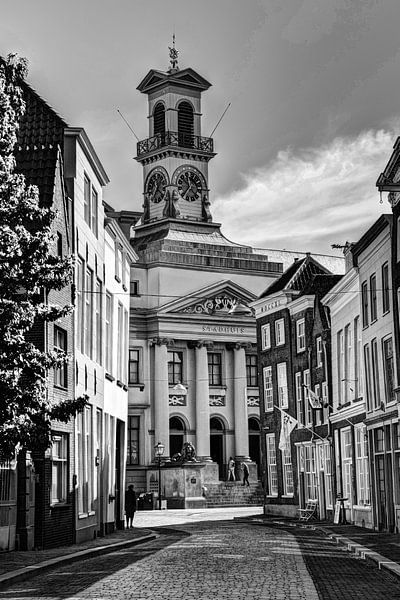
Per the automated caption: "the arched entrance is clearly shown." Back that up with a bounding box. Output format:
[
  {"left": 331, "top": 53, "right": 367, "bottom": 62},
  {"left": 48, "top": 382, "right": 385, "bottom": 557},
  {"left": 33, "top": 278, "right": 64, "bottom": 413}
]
[
  {"left": 169, "top": 416, "right": 185, "bottom": 458},
  {"left": 248, "top": 417, "right": 261, "bottom": 478},
  {"left": 210, "top": 417, "right": 225, "bottom": 480}
]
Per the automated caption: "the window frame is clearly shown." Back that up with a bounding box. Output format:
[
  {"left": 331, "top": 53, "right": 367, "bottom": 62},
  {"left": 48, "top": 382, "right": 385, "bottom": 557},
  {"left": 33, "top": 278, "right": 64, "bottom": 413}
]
[
  {"left": 263, "top": 366, "right": 273, "bottom": 411},
  {"left": 261, "top": 323, "right": 271, "bottom": 350},
  {"left": 208, "top": 352, "right": 222, "bottom": 386},
  {"left": 266, "top": 434, "right": 278, "bottom": 496},
  {"left": 168, "top": 350, "right": 184, "bottom": 385},
  {"left": 246, "top": 354, "right": 258, "bottom": 387},
  {"left": 54, "top": 326, "right": 67, "bottom": 389},
  {"left": 275, "top": 318, "right": 285, "bottom": 346},
  {"left": 296, "top": 318, "right": 306, "bottom": 353},
  {"left": 361, "top": 281, "right": 369, "bottom": 327},
  {"left": 316, "top": 336, "right": 323, "bottom": 367},
  {"left": 50, "top": 433, "right": 68, "bottom": 505},
  {"left": 382, "top": 262, "right": 390, "bottom": 314},
  {"left": 127, "top": 416, "right": 140, "bottom": 465},
  {"left": 370, "top": 273, "right": 377, "bottom": 322},
  {"left": 277, "top": 362, "right": 288, "bottom": 409}
]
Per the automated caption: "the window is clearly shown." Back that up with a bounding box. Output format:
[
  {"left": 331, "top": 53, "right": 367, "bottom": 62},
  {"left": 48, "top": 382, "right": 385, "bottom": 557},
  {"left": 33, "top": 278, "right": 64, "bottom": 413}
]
[
  {"left": 56, "top": 232, "right": 63, "bottom": 257},
  {"left": 77, "top": 406, "right": 93, "bottom": 515},
  {"left": 296, "top": 319, "right": 305, "bottom": 352},
  {"left": 341, "top": 429, "right": 352, "bottom": 503},
  {"left": 129, "top": 349, "right": 140, "bottom": 384},
  {"left": 84, "top": 173, "right": 91, "bottom": 226},
  {"left": 127, "top": 416, "right": 140, "bottom": 465},
  {"left": 130, "top": 279, "right": 139, "bottom": 296},
  {"left": 354, "top": 316, "right": 361, "bottom": 398},
  {"left": 383, "top": 337, "right": 395, "bottom": 404},
  {"left": 370, "top": 274, "right": 377, "bottom": 322},
  {"left": 277, "top": 362, "right": 288, "bottom": 408},
  {"left": 361, "top": 281, "right": 368, "bottom": 327},
  {"left": 282, "top": 444, "right": 294, "bottom": 496},
  {"left": 246, "top": 354, "right": 258, "bottom": 387},
  {"left": 117, "top": 302, "right": 124, "bottom": 381},
  {"left": 168, "top": 351, "right": 183, "bottom": 385},
  {"left": 263, "top": 366, "right": 273, "bottom": 411},
  {"left": 304, "top": 445, "right": 317, "bottom": 501},
  {"left": 364, "top": 344, "right": 372, "bottom": 411},
  {"left": 314, "top": 384, "right": 322, "bottom": 425},
  {"left": 84, "top": 267, "right": 93, "bottom": 358},
  {"left": 382, "top": 263, "right": 390, "bottom": 314},
  {"left": 323, "top": 444, "right": 333, "bottom": 508},
  {"left": 295, "top": 372, "right": 304, "bottom": 425},
  {"left": 371, "top": 338, "right": 380, "bottom": 409},
  {"left": 303, "top": 370, "right": 311, "bottom": 425},
  {"left": 316, "top": 336, "right": 323, "bottom": 367},
  {"left": 266, "top": 434, "right": 278, "bottom": 496},
  {"left": 337, "top": 329, "right": 345, "bottom": 404},
  {"left": 105, "top": 292, "right": 113, "bottom": 374},
  {"left": 321, "top": 381, "right": 328, "bottom": 423},
  {"left": 275, "top": 319, "right": 285, "bottom": 346},
  {"left": 261, "top": 323, "right": 271, "bottom": 350},
  {"left": 91, "top": 187, "right": 98, "bottom": 237},
  {"left": 54, "top": 327, "right": 67, "bottom": 388},
  {"left": 115, "top": 243, "right": 123, "bottom": 281},
  {"left": 76, "top": 257, "right": 85, "bottom": 353},
  {"left": 95, "top": 279, "right": 102, "bottom": 365},
  {"left": 355, "top": 425, "right": 370, "bottom": 506},
  {"left": 51, "top": 434, "right": 68, "bottom": 504},
  {"left": 208, "top": 352, "right": 222, "bottom": 386},
  {"left": 123, "top": 309, "right": 128, "bottom": 384}
]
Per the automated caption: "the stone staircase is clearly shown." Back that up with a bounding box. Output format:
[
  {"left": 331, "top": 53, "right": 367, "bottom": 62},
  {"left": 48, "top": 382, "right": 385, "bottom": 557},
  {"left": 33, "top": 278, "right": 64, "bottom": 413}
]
[{"left": 204, "top": 481, "right": 264, "bottom": 508}]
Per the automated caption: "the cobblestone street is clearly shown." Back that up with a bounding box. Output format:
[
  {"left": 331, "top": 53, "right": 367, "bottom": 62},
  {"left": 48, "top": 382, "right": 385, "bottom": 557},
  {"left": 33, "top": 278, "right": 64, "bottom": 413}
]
[{"left": 1, "top": 518, "right": 400, "bottom": 600}]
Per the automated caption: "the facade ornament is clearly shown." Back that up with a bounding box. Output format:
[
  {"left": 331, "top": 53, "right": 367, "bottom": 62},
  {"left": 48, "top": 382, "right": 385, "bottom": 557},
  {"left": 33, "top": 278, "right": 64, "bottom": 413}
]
[
  {"left": 201, "top": 193, "right": 212, "bottom": 222},
  {"left": 247, "top": 396, "right": 260, "bottom": 407},
  {"left": 209, "top": 396, "right": 225, "bottom": 407},
  {"left": 388, "top": 191, "right": 400, "bottom": 208},
  {"left": 188, "top": 340, "right": 214, "bottom": 350},
  {"left": 169, "top": 395, "right": 187, "bottom": 406},
  {"left": 142, "top": 194, "right": 150, "bottom": 223},
  {"left": 168, "top": 34, "right": 179, "bottom": 73},
  {"left": 182, "top": 294, "right": 240, "bottom": 315},
  {"left": 162, "top": 187, "right": 182, "bottom": 219},
  {"left": 150, "top": 337, "right": 173, "bottom": 347}
]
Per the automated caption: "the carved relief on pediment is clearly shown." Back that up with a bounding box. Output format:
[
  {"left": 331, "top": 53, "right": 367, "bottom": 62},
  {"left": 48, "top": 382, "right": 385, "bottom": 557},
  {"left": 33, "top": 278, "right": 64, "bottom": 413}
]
[{"left": 180, "top": 293, "right": 240, "bottom": 315}]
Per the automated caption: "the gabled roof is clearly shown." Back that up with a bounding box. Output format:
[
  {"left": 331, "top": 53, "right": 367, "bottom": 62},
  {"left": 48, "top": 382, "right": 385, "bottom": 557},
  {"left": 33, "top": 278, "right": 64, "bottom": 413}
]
[
  {"left": 258, "top": 254, "right": 332, "bottom": 299},
  {"left": 137, "top": 67, "right": 211, "bottom": 94},
  {"left": 351, "top": 214, "right": 392, "bottom": 263},
  {"left": 157, "top": 279, "right": 256, "bottom": 315}
]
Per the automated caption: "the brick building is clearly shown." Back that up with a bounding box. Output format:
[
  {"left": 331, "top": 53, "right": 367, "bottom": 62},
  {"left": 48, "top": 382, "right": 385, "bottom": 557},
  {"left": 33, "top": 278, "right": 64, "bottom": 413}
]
[{"left": 251, "top": 255, "right": 342, "bottom": 518}]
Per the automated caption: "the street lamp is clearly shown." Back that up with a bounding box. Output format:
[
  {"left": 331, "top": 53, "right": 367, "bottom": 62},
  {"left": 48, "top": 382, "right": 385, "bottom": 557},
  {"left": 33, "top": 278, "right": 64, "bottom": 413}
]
[{"left": 154, "top": 441, "right": 165, "bottom": 510}]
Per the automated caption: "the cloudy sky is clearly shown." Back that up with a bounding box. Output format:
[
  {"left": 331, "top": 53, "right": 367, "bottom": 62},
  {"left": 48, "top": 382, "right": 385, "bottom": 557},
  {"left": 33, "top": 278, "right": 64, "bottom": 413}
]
[{"left": 2, "top": 0, "right": 398, "bottom": 254}]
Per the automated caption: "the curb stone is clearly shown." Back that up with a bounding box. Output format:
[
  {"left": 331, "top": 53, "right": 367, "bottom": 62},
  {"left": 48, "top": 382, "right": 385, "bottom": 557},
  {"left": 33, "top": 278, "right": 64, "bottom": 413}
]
[
  {"left": 0, "top": 533, "right": 158, "bottom": 591},
  {"left": 317, "top": 527, "right": 400, "bottom": 581}
]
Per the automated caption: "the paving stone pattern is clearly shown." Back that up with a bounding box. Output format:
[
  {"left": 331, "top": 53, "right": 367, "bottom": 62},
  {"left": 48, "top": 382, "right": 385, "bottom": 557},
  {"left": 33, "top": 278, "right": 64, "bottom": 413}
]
[{"left": 2, "top": 521, "right": 400, "bottom": 600}]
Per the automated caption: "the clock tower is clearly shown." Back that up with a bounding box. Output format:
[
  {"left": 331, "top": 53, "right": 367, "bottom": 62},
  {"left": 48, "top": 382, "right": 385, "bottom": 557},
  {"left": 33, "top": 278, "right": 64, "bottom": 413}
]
[{"left": 135, "top": 41, "right": 216, "bottom": 224}]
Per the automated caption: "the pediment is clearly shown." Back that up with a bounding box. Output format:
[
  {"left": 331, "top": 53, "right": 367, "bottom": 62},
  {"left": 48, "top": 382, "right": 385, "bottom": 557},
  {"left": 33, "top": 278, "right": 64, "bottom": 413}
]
[
  {"left": 158, "top": 280, "right": 256, "bottom": 316},
  {"left": 137, "top": 68, "right": 211, "bottom": 94}
]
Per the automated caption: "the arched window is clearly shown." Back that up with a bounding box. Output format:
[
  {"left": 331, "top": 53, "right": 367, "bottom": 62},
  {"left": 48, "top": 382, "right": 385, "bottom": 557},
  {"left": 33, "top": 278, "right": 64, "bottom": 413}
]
[
  {"left": 210, "top": 417, "right": 225, "bottom": 431},
  {"left": 169, "top": 416, "right": 185, "bottom": 457},
  {"left": 248, "top": 417, "right": 260, "bottom": 432},
  {"left": 153, "top": 103, "right": 165, "bottom": 144},
  {"left": 177, "top": 101, "right": 194, "bottom": 148}
]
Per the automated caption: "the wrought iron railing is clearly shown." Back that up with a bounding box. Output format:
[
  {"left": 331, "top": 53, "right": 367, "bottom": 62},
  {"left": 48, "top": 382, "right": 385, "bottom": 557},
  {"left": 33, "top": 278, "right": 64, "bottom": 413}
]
[{"left": 137, "top": 131, "right": 214, "bottom": 156}]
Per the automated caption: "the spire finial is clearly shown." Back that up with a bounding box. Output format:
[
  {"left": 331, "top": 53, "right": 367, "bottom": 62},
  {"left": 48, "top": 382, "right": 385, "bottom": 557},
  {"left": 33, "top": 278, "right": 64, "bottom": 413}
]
[{"left": 168, "top": 34, "right": 179, "bottom": 73}]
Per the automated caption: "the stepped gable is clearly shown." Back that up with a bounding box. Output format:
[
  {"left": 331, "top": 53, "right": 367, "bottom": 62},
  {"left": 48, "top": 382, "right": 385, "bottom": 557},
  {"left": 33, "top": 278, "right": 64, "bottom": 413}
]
[
  {"left": 258, "top": 254, "right": 333, "bottom": 298},
  {"left": 132, "top": 219, "right": 284, "bottom": 275}
]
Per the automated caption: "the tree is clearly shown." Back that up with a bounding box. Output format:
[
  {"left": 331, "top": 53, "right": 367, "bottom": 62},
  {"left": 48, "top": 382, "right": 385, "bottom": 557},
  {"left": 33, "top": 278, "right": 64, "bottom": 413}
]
[{"left": 0, "top": 54, "right": 87, "bottom": 460}]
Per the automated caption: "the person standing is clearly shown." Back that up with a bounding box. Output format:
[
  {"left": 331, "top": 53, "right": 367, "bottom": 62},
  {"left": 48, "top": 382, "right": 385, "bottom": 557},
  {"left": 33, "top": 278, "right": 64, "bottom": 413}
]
[
  {"left": 242, "top": 462, "right": 250, "bottom": 487},
  {"left": 125, "top": 484, "right": 137, "bottom": 529},
  {"left": 228, "top": 456, "right": 236, "bottom": 481}
]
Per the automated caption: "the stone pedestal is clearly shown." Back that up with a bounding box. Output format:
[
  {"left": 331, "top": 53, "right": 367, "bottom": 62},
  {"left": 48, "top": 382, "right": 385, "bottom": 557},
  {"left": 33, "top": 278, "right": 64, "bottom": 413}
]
[{"left": 147, "top": 462, "right": 208, "bottom": 509}]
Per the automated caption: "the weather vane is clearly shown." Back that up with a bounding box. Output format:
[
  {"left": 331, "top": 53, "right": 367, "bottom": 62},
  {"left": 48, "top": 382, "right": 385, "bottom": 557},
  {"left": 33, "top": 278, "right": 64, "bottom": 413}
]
[{"left": 168, "top": 33, "right": 179, "bottom": 72}]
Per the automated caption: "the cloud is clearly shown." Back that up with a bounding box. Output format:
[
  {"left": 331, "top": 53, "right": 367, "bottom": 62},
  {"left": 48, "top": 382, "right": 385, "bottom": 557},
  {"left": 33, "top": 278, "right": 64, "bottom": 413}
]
[{"left": 213, "top": 128, "right": 394, "bottom": 254}]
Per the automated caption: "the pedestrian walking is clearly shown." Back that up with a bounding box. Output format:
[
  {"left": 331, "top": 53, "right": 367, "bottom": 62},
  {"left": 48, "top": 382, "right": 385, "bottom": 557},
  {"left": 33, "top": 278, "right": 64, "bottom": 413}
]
[
  {"left": 228, "top": 456, "right": 236, "bottom": 481},
  {"left": 242, "top": 462, "right": 250, "bottom": 487},
  {"left": 125, "top": 484, "right": 137, "bottom": 529}
]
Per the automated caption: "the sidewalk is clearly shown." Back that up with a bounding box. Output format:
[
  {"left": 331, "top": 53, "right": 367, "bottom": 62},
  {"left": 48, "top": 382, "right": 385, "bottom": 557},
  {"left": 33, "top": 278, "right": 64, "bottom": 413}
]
[
  {"left": 0, "top": 526, "right": 156, "bottom": 590},
  {"left": 243, "top": 514, "right": 400, "bottom": 580}
]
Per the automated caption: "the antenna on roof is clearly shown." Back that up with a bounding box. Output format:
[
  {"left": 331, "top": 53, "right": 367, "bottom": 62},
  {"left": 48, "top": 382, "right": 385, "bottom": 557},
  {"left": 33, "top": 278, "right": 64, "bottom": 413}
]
[
  {"left": 209, "top": 102, "right": 231, "bottom": 138},
  {"left": 116, "top": 109, "right": 140, "bottom": 141}
]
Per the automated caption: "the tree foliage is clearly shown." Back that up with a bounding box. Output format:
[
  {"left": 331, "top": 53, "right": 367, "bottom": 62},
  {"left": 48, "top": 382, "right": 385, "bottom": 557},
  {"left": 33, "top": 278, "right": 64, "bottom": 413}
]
[{"left": 0, "top": 54, "right": 87, "bottom": 460}]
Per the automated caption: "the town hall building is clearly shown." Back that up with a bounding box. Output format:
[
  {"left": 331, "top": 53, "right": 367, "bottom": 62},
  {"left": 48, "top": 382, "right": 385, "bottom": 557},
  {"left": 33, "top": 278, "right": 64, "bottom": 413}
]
[{"left": 112, "top": 46, "right": 344, "bottom": 504}]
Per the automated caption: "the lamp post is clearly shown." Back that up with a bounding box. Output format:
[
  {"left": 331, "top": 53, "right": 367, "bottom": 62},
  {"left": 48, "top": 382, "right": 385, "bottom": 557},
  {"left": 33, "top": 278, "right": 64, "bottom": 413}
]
[{"left": 154, "top": 442, "right": 165, "bottom": 510}]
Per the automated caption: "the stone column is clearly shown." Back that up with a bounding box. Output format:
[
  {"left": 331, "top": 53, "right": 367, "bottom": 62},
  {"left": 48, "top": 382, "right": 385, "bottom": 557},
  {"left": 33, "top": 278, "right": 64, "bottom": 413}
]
[
  {"left": 193, "top": 341, "right": 212, "bottom": 461},
  {"left": 233, "top": 343, "right": 250, "bottom": 461},
  {"left": 152, "top": 338, "right": 170, "bottom": 458}
]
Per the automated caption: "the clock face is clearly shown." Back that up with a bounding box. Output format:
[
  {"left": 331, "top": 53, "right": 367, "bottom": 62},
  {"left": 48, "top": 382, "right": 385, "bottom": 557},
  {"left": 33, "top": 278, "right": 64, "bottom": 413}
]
[
  {"left": 147, "top": 171, "right": 167, "bottom": 203},
  {"left": 176, "top": 169, "right": 203, "bottom": 202}
]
